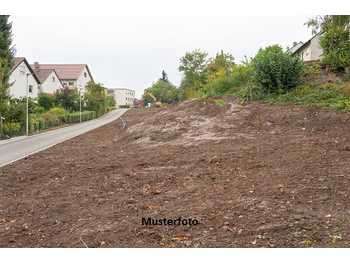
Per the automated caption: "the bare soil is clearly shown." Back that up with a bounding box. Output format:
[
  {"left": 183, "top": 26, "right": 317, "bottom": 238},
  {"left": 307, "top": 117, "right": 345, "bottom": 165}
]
[{"left": 1, "top": 96, "right": 350, "bottom": 247}]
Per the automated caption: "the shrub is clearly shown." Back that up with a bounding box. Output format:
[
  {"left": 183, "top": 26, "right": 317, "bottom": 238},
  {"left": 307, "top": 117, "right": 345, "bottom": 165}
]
[
  {"left": 2, "top": 122, "right": 21, "bottom": 137},
  {"left": 264, "top": 83, "right": 350, "bottom": 110},
  {"left": 143, "top": 79, "right": 180, "bottom": 105},
  {"left": 202, "top": 76, "right": 239, "bottom": 96},
  {"left": 55, "top": 87, "right": 80, "bottom": 111},
  {"left": 38, "top": 93, "right": 55, "bottom": 110},
  {"left": 252, "top": 45, "right": 304, "bottom": 94},
  {"left": 48, "top": 107, "right": 67, "bottom": 117}
]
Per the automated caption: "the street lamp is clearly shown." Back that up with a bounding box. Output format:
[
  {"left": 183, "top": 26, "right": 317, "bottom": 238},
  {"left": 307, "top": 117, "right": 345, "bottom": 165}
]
[
  {"left": 79, "top": 86, "right": 82, "bottom": 123},
  {"left": 26, "top": 73, "right": 30, "bottom": 136}
]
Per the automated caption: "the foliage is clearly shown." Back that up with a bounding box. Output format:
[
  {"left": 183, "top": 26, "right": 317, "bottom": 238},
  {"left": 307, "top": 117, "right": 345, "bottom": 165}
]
[
  {"left": 143, "top": 78, "right": 179, "bottom": 105},
  {"left": 214, "top": 99, "right": 225, "bottom": 107},
  {"left": 178, "top": 50, "right": 208, "bottom": 98},
  {"left": 0, "top": 15, "right": 15, "bottom": 115},
  {"left": 84, "top": 81, "right": 108, "bottom": 115},
  {"left": 302, "top": 62, "right": 321, "bottom": 77},
  {"left": 48, "top": 107, "right": 67, "bottom": 117},
  {"left": 2, "top": 122, "right": 21, "bottom": 137},
  {"left": 38, "top": 92, "right": 55, "bottom": 110},
  {"left": 55, "top": 86, "right": 80, "bottom": 111},
  {"left": 320, "top": 26, "right": 350, "bottom": 71},
  {"left": 206, "top": 50, "right": 235, "bottom": 81},
  {"left": 306, "top": 15, "right": 350, "bottom": 72},
  {"left": 106, "top": 95, "right": 116, "bottom": 109},
  {"left": 263, "top": 83, "right": 350, "bottom": 110},
  {"left": 252, "top": 45, "right": 304, "bottom": 94}
]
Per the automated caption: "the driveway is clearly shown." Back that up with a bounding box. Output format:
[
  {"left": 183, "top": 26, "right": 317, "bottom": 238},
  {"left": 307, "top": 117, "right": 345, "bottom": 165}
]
[{"left": 0, "top": 108, "right": 128, "bottom": 167}]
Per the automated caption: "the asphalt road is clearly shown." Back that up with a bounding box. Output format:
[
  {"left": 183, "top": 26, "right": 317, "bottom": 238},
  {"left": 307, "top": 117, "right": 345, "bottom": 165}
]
[{"left": 0, "top": 109, "right": 128, "bottom": 168}]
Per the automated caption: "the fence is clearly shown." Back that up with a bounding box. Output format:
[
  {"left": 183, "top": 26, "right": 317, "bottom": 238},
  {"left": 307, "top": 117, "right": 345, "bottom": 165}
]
[{"left": 0, "top": 111, "right": 97, "bottom": 138}]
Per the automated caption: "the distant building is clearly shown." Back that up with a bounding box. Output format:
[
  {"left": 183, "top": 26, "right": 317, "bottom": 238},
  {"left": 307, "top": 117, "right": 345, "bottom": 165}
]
[
  {"left": 291, "top": 33, "right": 323, "bottom": 62},
  {"left": 31, "top": 63, "right": 94, "bottom": 92},
  {"left": 31, "top": 62, "right": 64, "bottom": 94},
  {"left": 108, "top": 88, "right": 135, "bottom": 107},
  {"left": 9, "top": 57, "right": 41, "bottom": 99}
]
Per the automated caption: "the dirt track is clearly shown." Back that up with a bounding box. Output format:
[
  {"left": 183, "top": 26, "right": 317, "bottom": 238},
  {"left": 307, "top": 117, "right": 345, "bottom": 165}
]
[{"left": 1, "top": 96, "right": 350, "bottom": 247}]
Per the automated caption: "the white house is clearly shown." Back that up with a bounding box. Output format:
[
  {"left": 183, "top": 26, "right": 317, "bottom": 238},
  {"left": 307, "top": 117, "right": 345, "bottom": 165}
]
[
  {"left": 32, "top": 63, "right": 94, "bottom": 92},
  {"left": 292, "top": 33, "right": 323, "bottom": 62},
  {"left": 9, "top": 57, "right": 41, "bottom": 99},
  {"left": 108, "top": 88, "right": 135, "bottom": 107},
  {"left": 31, "top": 62, "right": 64, "bottom": 94}
]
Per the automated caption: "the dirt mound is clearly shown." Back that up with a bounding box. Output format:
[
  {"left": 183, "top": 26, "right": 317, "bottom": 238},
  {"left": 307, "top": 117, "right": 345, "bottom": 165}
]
[
  {"left": 123, "top": 97, "right": 251, "bottom": 147},
  {"left": 1, "top": 96, "right": 350, "bottom": 247}
]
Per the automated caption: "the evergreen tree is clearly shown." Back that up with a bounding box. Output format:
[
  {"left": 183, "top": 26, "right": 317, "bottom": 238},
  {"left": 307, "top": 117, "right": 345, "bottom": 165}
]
[{"left": 0, "top": 15, "right": 15, "bottom": 114}]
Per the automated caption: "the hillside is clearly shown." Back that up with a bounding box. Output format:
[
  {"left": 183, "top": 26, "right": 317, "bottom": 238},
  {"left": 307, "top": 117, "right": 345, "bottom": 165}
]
[{"left": 1, "top": 97, "right": 350, "bottom": 247}]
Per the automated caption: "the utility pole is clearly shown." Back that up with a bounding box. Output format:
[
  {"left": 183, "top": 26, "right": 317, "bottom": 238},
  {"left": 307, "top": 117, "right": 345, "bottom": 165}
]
[
  {"left": 26, "top": 73, "right": 30, "bottom": 136},
  {"left": 79, "top": 86, "right": 82, "bottom": 123}
]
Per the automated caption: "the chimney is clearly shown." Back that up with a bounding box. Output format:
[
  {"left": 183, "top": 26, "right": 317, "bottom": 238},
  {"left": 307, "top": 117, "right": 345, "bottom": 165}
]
[{"left": 34, "top": 62, "right": 40, "bottom": 72}]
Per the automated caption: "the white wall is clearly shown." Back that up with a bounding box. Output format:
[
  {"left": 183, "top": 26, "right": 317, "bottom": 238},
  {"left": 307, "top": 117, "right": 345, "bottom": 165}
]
[
  {"left": 40, "top": 71, "right": 64, "bottom": 94},
  {"left": 76, "top": 66, "right": 93, "bottom": 93},
  {"left": 112, "top": 89, "right": 135, "bottom": 107},
  {"left": 299, "top": 35, "right": 323, "bottom": 62},
  {"left": 9, "top": 61, "right": 39, "bottom": 99},
  {"left": 310, "top": 34, "right": 323, "bottom": 61}
]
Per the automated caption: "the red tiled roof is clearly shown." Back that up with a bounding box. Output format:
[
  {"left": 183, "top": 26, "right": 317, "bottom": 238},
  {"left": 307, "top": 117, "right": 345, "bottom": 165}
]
[
  {"left": 32, "top": 68, "right": 52, "bottom": 83},
  {"left": 34, "top": 64, "right": 92, "bottom": 81},
  {"left": 11, "top": 57, "right": 40, "bottom": 83},
  {"left": 11, "top": 57, "right": 25, "bottom": 72}
]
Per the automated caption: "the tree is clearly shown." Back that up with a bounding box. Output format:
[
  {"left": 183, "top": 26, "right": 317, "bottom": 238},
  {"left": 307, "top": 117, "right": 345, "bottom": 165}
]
[
  {"left": 54, "top": 87, "right": 80, "bottom": 111},
  {"left": 143, "top": 72, "right": 179, "bottom": 105},
  {"left": 161, "top": 70, "right": 168, "bottom": 81},
  {"left": 38, "top": 92, "right": 55, "bottom": 110},
  {"left": 84, "top": 81, "right": 108, "bottom": 115},
  {"left": 206, "top": 50, "right": 235, "bottom": 81},
  {"left": 0, "top": 15, "right": 15, "bottom": 115},
  {"left": 252, "top": 45, "right": 304, "bottom": 94},
  {"left": 306, "top": 15, "right": 350, "bottom": 72},
  {"left": 178, "top": 50, "right": 208, "bottom": 98}
]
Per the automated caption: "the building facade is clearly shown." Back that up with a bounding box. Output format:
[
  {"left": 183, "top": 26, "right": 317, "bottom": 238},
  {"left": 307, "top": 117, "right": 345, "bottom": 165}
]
[
  {"left": 32, "top": 64, "right": 94, "bottom": 93},
  {"left": 109, "top": 88, "right": 135, "bottom": 107},
  {"left": 292, "top": 33, "right": 323, "bottom": 62},
  {"left": 9, "top": 57, "right": 41, "bottom": 99},
  {"left": 32, "top": 63, "right": 64, "bottom": 94}
]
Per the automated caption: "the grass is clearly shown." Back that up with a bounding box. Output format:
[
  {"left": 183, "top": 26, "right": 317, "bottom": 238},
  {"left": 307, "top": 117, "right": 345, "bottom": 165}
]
[
  {"left": 214, "top": 99, "right": 226, "bottom": 107},
  {"left": 262, "top": 83, "right": 350, "bottom": 110}
]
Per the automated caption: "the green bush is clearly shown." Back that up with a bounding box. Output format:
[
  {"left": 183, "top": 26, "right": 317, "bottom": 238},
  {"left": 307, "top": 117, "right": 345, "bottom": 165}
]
[
  {"left": 202, "top": 76, "right": 238, "bottom": 96},
  {"left": 2, "top": 122, "right": 21, "bottom": 137},
  {"left": 264, "top": 83, "right": 350, "bottom": 110},
  {"left": 252, "top": 45, "right": 304, "bottom": 94},
  {"left": 48, "top": 107, "right": 67, "bottom": 117},
  {"left": 38, "top": 93, "right": 55, "bottom": 110}
]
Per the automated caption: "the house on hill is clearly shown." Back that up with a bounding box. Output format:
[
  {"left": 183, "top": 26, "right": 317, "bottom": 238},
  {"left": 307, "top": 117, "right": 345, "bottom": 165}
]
[
  {"left": 31, "top": 62, "right": 64, "bottom": 94},
  {"left": 9, "top": 57, "right": 41, "bottom": 99},
  {"left": 291, "top": 33, "right": 323, "bottom": 62},
  {"left": 31, "top": 63, "right": 94, "bottom": 92}
]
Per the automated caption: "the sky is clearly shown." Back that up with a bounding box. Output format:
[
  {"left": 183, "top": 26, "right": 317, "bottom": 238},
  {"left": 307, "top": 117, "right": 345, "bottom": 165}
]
[{"left": 11, "top": 15, "right": 313, "bottom": 98}]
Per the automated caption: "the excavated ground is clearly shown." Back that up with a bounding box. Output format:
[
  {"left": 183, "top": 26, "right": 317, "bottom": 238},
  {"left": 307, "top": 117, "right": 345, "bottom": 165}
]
[{"left": 1, "top": 96, "right": 350, "bottom": 247}]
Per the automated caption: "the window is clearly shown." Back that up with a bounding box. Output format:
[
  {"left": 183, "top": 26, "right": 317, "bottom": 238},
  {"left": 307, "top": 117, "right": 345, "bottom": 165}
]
[
  {"left": 84, "top": 72, "right": 87, "bottom": 78},
  {"left": 68, "top": 81, "right": 74, "bottom": 86},
  {"left": 52, "top": 76, "right": 55, "bottom": 82},
  {"left": 29, "top": 85, "right": 33, "bottom": 93}
]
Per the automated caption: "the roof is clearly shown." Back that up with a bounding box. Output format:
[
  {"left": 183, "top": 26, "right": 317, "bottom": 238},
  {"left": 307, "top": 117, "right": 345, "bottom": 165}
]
[
  {"left": 31, "top": 67, "right": 64, "bottom": 87},
  {"left": 32, "top": 64, "right": 94, "bottom": 81},
  {"left": 11, "top": 57, "right": 41, "bottom": 84},
  {"left": 288, "top": 42, "right": 304, "bottom": 54},
  {"left": 32, "top": 68, "right": 53, "bottom": 83},
  {"left": 292, "top": 33, "right": 322, "bottom": 55}
]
